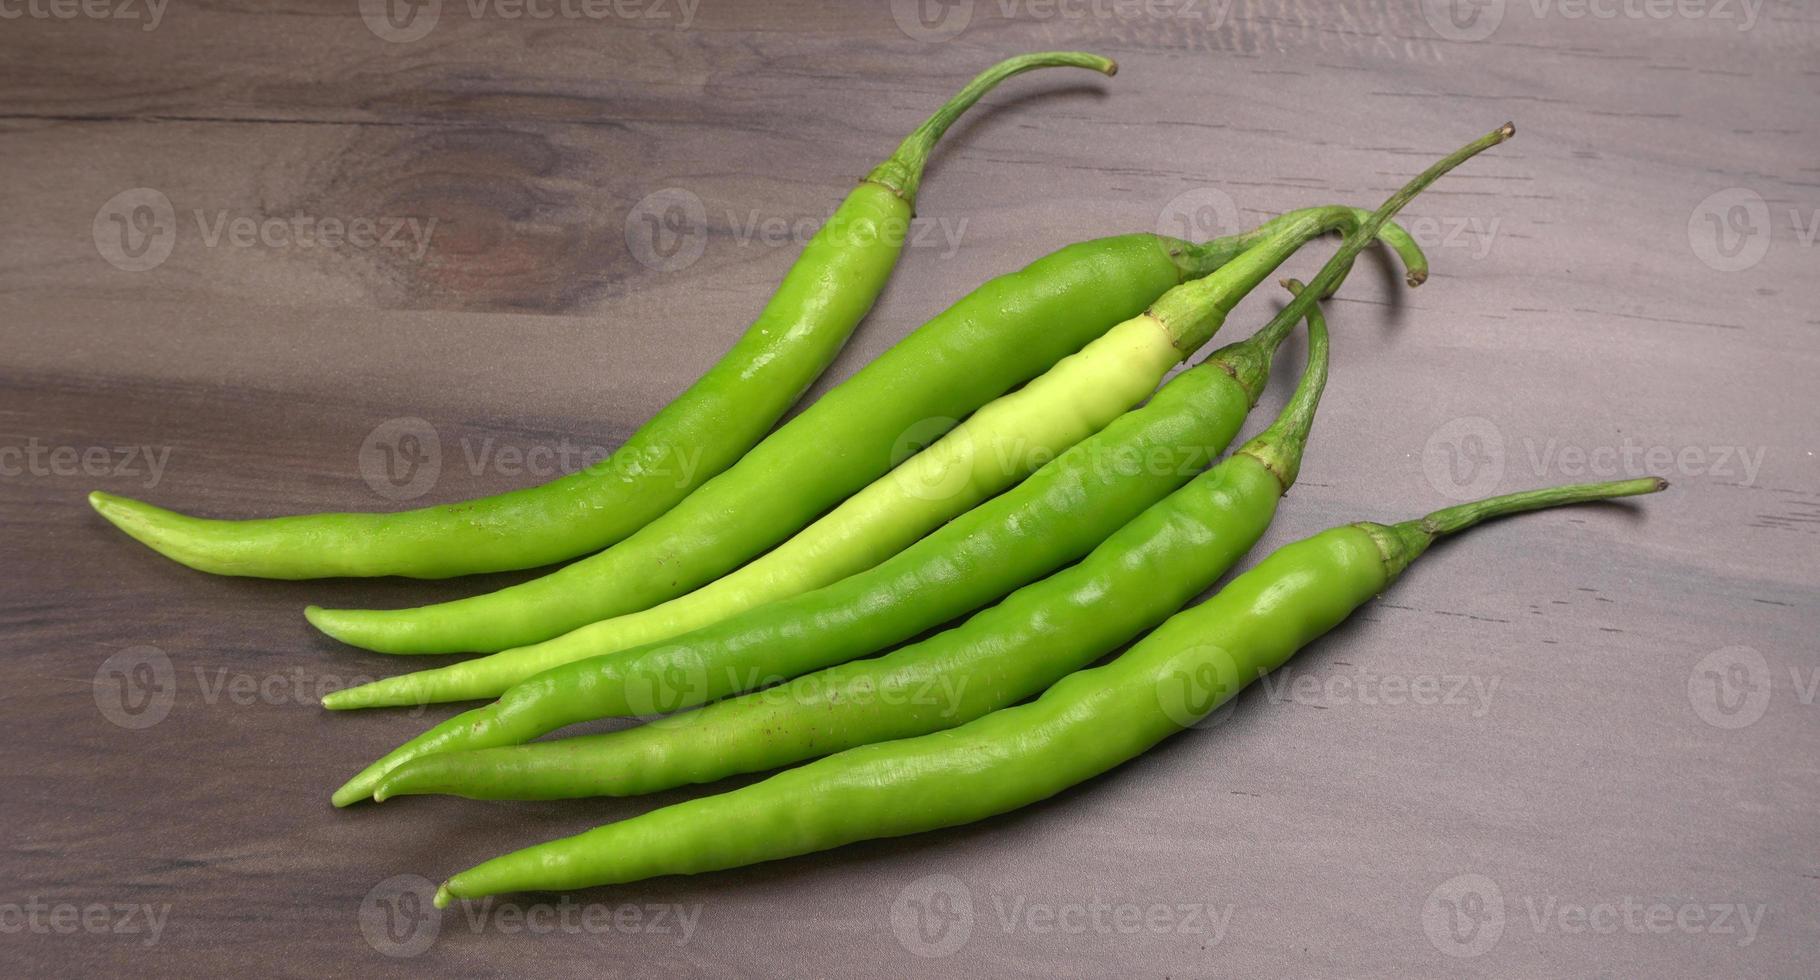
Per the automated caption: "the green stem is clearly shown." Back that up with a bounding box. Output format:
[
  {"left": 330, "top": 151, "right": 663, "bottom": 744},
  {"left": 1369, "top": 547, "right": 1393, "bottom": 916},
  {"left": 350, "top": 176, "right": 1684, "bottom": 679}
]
[
  {"left": 1365, "top": 477, "right": 1668, "bottom": 580},
  {"left": 1208, "top": 122, "right": 1515, "bottom": 398},
  {"left": 1234, "top": 280, "right": 1327, "bottom": 490},
  {"left": 864, "top": 52, "right": 1117, "bottom": 207},
  {"left": 1179, "top": 207, "right": 1429, "bottom": 286},
  {"left": 1149, "top": 206, "right": 1390, "bottom": 356}
]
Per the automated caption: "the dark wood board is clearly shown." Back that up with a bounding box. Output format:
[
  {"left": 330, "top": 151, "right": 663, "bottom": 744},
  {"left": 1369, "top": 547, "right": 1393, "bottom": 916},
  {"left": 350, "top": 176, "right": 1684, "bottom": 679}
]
[{"left": 2, "top": 1, "right": 1815, "bottom": 975}]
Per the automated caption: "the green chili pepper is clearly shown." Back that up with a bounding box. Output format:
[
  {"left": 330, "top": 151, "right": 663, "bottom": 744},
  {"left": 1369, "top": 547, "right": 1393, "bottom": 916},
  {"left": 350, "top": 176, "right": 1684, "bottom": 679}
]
[
  {"left": 328, "top": 124, "right": 1507, "bottom": 805},
  {"left": 305, "top": 200, "right": 1417, "bottom": 655},
  {"left": 370, "top": 277, "right": 1331, "bottom": 801},
  {"left": 430, "top": 474, "right": 1665, "bottom": 904},
  {"left": 323, "top": 210, "right": 1425, "bottom": 709},
  {"left": 86, "top": 52, "right": 1117, "bottom": 580}
]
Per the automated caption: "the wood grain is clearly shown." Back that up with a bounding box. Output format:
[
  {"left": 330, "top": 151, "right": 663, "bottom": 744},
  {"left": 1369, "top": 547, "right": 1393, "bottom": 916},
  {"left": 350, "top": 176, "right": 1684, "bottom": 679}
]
[{"left": 2, "top": 1, "right": 1815, "bottom": 975}]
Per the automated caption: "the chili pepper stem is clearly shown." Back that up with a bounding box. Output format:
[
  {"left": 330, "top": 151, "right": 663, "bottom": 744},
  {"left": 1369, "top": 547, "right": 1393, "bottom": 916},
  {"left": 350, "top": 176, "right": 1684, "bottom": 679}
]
[
  {"left": 1205, "top": 122, "right": 1513, "bottom": 402},
  {"left": 1149, "top": 206, "right": 1372, "bottom": 354},
  {"left": 1233, "top": 279, "right": 1328, "bottom": 490},
  {"left": 864, "top": 52, "right": 1117, "bottom": 206},
  {"left": 1178, "top": 210, "right": 1428, "bottom": 285},
  {"left": 1361, "top": 476, "right": 1667, "bottom": 580}
]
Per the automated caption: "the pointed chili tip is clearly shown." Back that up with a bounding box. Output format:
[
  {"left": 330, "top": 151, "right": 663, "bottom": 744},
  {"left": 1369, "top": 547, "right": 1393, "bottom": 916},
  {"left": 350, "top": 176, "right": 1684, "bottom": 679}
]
[{"left": 433, "top": 885, "right": 453, "bottom": 910}]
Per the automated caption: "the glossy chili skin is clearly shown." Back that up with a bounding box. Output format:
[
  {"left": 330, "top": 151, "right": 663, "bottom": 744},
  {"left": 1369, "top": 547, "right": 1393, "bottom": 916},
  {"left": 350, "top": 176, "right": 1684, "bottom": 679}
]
[
  {"left": 372, "top": 280, "right": 1336, "bottom": 799},
  {"left": 324, "top": 207, "right": 1426, "bottom": 708},
  {"left": 336, "top": 126, "right": 1514, "bottom": 804},
  {"left": 374, "top": 374, "right": 1296, "bottom": 802},
  {"left": 310, "top": 230, "right": 1223, "bottom": 651},
  {"left": 331, "top": 349, "right": 1264, "bottom": 804},
  {"left": 90, "top": 184, "right": 908, "bottom": 579},
  {"left": 430, "top": 521, "right": 1390, "bottom": 898},
  {"left": 87, "top": 52, "right": 1117, "bottom": 580},
  {"left": 433, "top": 476, "right": 1664, "bottom": 903}
]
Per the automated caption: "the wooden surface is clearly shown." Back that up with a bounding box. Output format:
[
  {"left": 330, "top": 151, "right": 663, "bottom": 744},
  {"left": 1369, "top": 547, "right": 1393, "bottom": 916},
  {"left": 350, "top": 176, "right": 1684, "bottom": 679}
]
[{"left": 3, "top": 1, "right": 1815, "bottom": 975}]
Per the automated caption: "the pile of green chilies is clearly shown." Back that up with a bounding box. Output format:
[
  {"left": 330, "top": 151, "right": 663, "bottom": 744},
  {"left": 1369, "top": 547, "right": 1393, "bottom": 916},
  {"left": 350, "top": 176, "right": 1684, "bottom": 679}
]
[{"left": 88, "top": 53, "right": 1666, "bottom": 909}]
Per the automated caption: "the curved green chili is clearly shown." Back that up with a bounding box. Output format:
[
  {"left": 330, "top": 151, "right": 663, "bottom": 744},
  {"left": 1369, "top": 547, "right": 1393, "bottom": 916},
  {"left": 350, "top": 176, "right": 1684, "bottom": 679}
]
[
  {"left": 328, "top": 124, "right": 1504, "bottom": 805},
  {"left": 432, "top": 476, "right": 1665, "bottom": 904},
  {"left": 371, "top": 278, "right": 1330, "bottom": 801},
  {"left": 87, "top": 52, "right": 1118, "bottom": 580},
  {"left": 323, "top": 210, "right": 1425, "bottom": 708},
  {"left": 305, "top": 200, "right": 1423, "bottom": 654}
]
